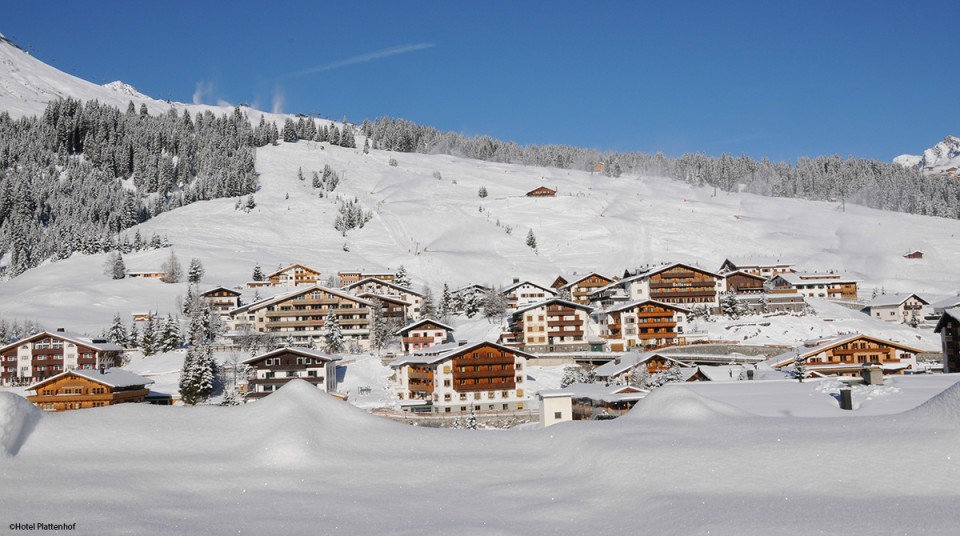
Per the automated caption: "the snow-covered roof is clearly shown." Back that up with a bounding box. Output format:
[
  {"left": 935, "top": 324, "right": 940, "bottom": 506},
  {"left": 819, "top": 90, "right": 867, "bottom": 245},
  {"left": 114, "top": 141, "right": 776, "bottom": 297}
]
[
  {"left": 772, "top": 333, "right": 927, "bottom": 367},
  {"left": 0, "top": 330, "right": 123, "bottom": 354},
  {"left": 539, "top": 382, "right": 648, "bottom": 403},
  {"left": 593, "top": 351, "right": 691, "bottom": 378},
  {"left": 934, "top": 308, "right": 960, "bottom": 333},
  {"left": 356, "top": 293, "right": 411, "bottom": 306},
  {"left": 394, "top": 318, "right": 455, "bottom": 336},
  {"left": 559, "top": 272, "right": 614, "bottom": 289},
  {"left": 864, "top": 292, "right": 928, "bottom": 308},
  {"left": 242, "top": 346, "right": 341, "bottom": 365},
  {"left": 392, "top": 340, "right": 535, "bottom": 367},
  {"left": 600, "top": 299, "right": 692, "bottom": 315},
  {"left": 502, "top": 280, "right": 557, "bottom": 295},
  {"left": 695, "top": 365, "right": 749, "bottom": 382},
  {"left": 200, "top": 286, "right": 241, "bottom": 296},
  {"left": 772, "top": 272, "right": 860, "bottom": 285},
  {"left": 513, "top": 298, "right": 593, "bottom": 316},
  {"left": 344, "top": 277, "right": 422, "bottom": 297},
  {"left": 267, "top": 263, "right": 321, "bottom": 278},
  {"left": 720, "top": 257, "right": 794, "bottom": 270},
  {"left": 230, "top": 285, "right": 373, "bottom": 315},
  {"left": 30, "top": 368, "right": 154, "bottom": 391},
  {"left": 930, "top": 294, "right": 960, "bottom": 311}
]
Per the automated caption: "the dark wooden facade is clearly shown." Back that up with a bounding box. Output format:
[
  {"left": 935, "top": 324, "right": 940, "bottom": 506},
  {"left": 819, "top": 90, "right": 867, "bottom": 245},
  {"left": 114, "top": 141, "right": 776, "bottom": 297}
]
[
  {"left": 28, "top": 371, "right": 150, "bottom": 411},
  {"left": 649, "top": 265, "right": 720, "bottom": 305}
]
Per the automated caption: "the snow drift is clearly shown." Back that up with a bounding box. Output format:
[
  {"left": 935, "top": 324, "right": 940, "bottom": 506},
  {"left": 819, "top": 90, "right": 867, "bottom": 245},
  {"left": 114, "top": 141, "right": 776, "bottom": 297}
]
[
  {"left": 624, "top": 384, "right": 747, "bottom": 420},
  {"left": 0, "top": 392, "right": 41, "bottom": 457}
]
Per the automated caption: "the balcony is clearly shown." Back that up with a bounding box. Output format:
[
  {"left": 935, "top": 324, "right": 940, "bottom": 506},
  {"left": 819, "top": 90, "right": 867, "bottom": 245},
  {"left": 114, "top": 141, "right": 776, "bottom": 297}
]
[
  {"left": 548, "top": 330, "right": 584, "bottom": 338},
  {"left": 455, "top": 380, "right": 516, "bottom": 392},
  {"left": 454, "top": 368, "right": 514, "bottom": 380},
  {"left": 403, "top": 336, "right": 434, "bottom": 344},
  {"left": 548, "top": 319, "right": 582, "bottom": 327},
  {"left": 453, "top": 355, "right": 515, "bottom": 367},
  {"left": 408, "top": 370, "right": 435, "bottom": 381}
]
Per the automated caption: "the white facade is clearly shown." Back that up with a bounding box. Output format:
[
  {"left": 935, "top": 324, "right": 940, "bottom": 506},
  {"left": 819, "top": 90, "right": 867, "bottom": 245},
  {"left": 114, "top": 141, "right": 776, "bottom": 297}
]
[{"left": 539, "top": 393, "right": 573, "bottom": 427}]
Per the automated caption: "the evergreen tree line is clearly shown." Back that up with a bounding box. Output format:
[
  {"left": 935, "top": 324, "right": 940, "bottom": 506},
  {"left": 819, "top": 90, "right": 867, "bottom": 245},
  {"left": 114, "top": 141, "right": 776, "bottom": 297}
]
[
  {"left": 333, "top": 196, "right": 373, "bottom": 235},
  {"left": 281, "top": 116, "right": 356, "bottom": 148},
  {"left": 0, "top": 98, "right": 259, "bottom": 277},
  {"left": 311, "top": 164, "right": 340, "bottom": 195},
  {"left": 360, "top": 116, "right": 960, "bottom": 219}
]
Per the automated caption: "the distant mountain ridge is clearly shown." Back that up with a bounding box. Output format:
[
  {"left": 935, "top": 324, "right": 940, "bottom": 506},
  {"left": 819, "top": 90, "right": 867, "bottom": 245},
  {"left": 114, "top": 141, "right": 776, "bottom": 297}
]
[{"left": 894, "top": 136, "right": 960, "bottom": 176}]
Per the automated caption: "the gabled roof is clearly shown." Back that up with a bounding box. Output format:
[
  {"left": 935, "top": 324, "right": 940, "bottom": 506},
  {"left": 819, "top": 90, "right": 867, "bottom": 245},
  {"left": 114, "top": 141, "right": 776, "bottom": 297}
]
[
  {"left": 771, "top": 273, "right": 860, "bottom": 285},
  {"left": 230, "top": 285, "right": 373, "bottom": 315},
  {"left": 502, "top": 280, "right": 557, "bottom": 295},
  {"left": 934, "top": 308, "right": 960, "bottom": 333},
  {"left": 723, "top": 269, "right": 768, "bottom": 282},
  {"left": 538, "top": 382, "right": 648, "bottom": 403},
  {"left": 0, "top": 330, "right": 123, "bottom": 354},
  {"left": 394, "top": 318, "right": 455, "bottom": 336},
  {"left": 200, "top": 286, "right": 241, "bottom": 297},
  {"left": 344, "top": 277, "right": 423, "bottom": 297},
  {"left": 719, "top": 257, "right": 794, "bottom": 271},
  {"left": 242, "top": 346, "right": 341, "bottom": 365},
  {"left": 560, "top": 272, "right": 614, "bottom": 289},
  {"left": 356, "top": 293, "right": 411, "bottom": 307},
  {"left": 452, "top": 284, "right": 491, "bottom": 294},
  {"left": 29, "top": 368, "right": 153, "bottom": 391},
  {"left": 772, "top": 333, "right": 926, "bottom": 367},
  {"left": 613, "top": 263, "right": 722, "bottom": 288},
  {"left": 392, "top": 340, "right": 536, "bottom": 367},
  {"left": 930, "top": 294, "right": 960, "bottom": 311},
  {"left": 267, "top": 263, "right": 321, "bottom": 278},
  {"left": 513, "top": 298, "right": 594, "bottom": 316},
  {"left": 864, "top": 292, "right": 928, "bottom": 308},
  {"left": 601, "top": 299, "right": 692, "bottom": 315},
  {"left": 593, "top": 351, "right": 692, "bottom": 378}
]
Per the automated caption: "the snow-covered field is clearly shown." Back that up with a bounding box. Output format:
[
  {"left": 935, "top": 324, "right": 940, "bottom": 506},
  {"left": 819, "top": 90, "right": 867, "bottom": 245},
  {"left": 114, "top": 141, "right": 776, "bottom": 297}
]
[{"left": 2, "top": 377, "right": 959, "bottom": 535}]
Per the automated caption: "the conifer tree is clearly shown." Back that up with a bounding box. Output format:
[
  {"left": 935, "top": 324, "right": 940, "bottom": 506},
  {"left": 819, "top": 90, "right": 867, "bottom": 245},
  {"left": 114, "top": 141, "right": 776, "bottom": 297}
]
[
  {"left": 187, "top": 258, "right": 204, "bottom": 283},
  {"left": 526, "top": 229, "right": 537, "bottom": 250},
  {"left": 252, "top": 263, "right": 264, "bottom": 281},
  {"left": 420, "top": 286, "right": 435, "bottom": 320},
  {"left": 107, "top": 313, "right": 128, "bottom": 347},
  {"left": 140, "top": 314, "right": 158, "bottom": 356},
  {"left": 369, "top": 298, "right": 389, "bottom": 355},
  {"left": 160, "top": 250, "right": 183, "bottom": 283},
  {"left": 439, "top": 283, "right": 452, "bottom": 319},
  {"left": 395, "top": 265, "right": 411, "bottom": 288},
  {"left": 324, "top": 309, "right": 345, "bottom": 353}
]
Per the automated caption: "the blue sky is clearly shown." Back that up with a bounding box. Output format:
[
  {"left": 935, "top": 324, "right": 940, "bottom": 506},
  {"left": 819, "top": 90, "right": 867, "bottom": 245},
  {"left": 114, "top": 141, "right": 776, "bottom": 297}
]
[{"left": 5, "top": 1, "right": 958, "bottom": 162}]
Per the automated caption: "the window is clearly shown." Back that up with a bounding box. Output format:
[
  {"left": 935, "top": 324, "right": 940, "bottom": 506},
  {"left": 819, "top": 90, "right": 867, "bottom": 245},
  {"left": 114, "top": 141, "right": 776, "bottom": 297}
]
[{"left": 554, "top": 412, "right": 562, "bottom": 419}]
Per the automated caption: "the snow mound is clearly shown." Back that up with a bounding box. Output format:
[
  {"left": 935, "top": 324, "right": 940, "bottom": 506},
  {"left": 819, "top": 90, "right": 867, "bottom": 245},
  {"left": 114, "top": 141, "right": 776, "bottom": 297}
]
[
  {"left": 905, "top": 379, "right": 960, "bottom": 421},
  {"left": 103, "top": 80, "right": 148, "bottom": 99},
  {"left": 0, "top": 392, "right": 41, "bottom": 457},
  {"left": 241, "top": 380, "right": 400, "bottom": 466},
  {"left": 624, "top": 385, "right": 746, "bottom": 421}
]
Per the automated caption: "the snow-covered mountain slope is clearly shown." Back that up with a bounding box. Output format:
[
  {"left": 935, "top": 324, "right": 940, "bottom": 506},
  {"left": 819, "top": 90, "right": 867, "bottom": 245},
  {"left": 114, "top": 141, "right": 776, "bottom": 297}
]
[
  {"left": 894, "top": 135, "right": 960, "bottom": 175},
  {"left": 0, "top": 138, "right": 958, "bottom": 339},
  {"left": 0, "top": 34, "right": 309, "bottom": 127}
]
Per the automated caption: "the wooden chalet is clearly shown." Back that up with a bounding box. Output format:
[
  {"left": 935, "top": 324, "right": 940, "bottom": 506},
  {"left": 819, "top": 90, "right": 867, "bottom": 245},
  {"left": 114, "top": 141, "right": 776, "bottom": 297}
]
[
  {"left": 502, "top": 299, "right": 595, "bottom": 353},
  {"left": 200, "top": 286, "right": 242, "bottom": 315},
  {"left": 903, "top": 250, "right": 924, "bottom": 259},
  {"left": 242, "top": 347, "right": 340, "bottom": 400},
  {"left": 771, "top": 333, "right": 924, "bottom": 377},
  {"left": 391, "top": 341, "right": 533, "bottom": 415},
  {"left": 934, "top": 309, "right": 960, "bottom": 373},
  {"left": 604, "top": 263, "right": 726, "bottom": 310},
  {"left": 268, "top": 263, "right": 321, "bottom": 287},
  {"left": 357, "top": 293, "right": 411, "bottom": 323},
  {"left": 526, "top": 186, "right": 557, "bottom": 197},
  {"left": 1, "top": 329, "right": 124, "bottom": 386},
  {"left": 560, "top": 272, "right": 616, "bottom": 304},
  {"left": 27, "top": 368, "right": 152, "bottom": 411},
  {"left": 594, "top": 300, "right": 691, "bottom": 352},
  {"left": 395, "top": 319, "right": 454, "bottom": 354},
  {"left": 724, "top": 270, "right": 767, "bottom": 294}
]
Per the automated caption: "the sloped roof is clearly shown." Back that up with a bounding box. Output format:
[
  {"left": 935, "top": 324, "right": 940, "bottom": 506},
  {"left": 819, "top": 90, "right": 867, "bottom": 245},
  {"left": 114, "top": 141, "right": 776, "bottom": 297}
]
[
  {"left": 200, "top": 286, "right": 241, "bottom": 297},
  {"left": 864, "top": 292, "right": 928, "bottom": 308},
  {"left": 267, "top": 263, "right": 321, "bottom": 278},
  {"left": 934, "top": 308, "right": 960, "bottom": 333},
  {"left": 593, "top": 351, "right": 692, "bottom": 378},
  {"left": 538, "top": 382, "right": 648, "bottom": 403},
  {"left": 772, "top": 333, "right": 927, "bottom": 367},
  {"left": 560, "top": 272, "right": 615, "bottom": 289},
  {"left": 502, "top": 280, "right": 557, "bottom": 295},
  {"left": 601, "top": 299, "right": 693, "bottom": 315},
  {"left": 345, "top": 277, "right": 423, "bottom": 297},
  {"left": 513, "top": 298, "right": 594, "bottom": 316},
  {"left": 392, "top": 340, "right": 536, "bottom": 367},
  {"left": 30, "top": 368, "right": 153, "bottom": 391},
  {"left": 230, "top": 285, "right": 373, "bottom": 315},
  {"left": 394, "top": 318, "right": 455, "bottom": 336},
  {"left": 772, "top": 273, "right": 860, "bottom": 285},
  {"left": 0, "top": 330, "right": 123, "bottom": 354},
  {"left": 242, "top": 346, "right": 341, "bottom": 365}
]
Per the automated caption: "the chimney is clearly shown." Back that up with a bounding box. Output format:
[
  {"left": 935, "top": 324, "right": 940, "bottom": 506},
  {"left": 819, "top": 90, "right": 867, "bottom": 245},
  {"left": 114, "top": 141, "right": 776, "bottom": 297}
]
[
  {"left": 57, "top": 327, "right": 66, "bottom": 333},
  {"left": 513, "top": 278, "right": 520, "bottom": 284},
  {"left": 99, "top": 364, "right": 106, "bottom": 375},
  {"left": 458, "top": 340, "right": 468, "bottom": 347}
]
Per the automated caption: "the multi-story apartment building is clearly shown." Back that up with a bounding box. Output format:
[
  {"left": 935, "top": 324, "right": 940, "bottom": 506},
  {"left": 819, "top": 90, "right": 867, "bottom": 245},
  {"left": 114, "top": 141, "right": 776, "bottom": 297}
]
[
  {"left": 501, "top": 299, "right": 594, "bottom": 353},
  {"left": 718, "top": 258, "right": 795, "bottom": 278},
  {"left": 772, "top": 333, "right": 923, "bottom": 377},
  {"left": 344, "top": 277, "right": 423, "bottom": 319},
  {"left": 391, "top": 341, "right": 532, "bottom": 414},
  {"left": 200, "top": 286, "right": 242, "bottom": 316},
  {"left": 227, "top": 285, "right": 373, "bottom": 350},
  {"left": 594, "top": 300, "right": 692, "bottom": 351},
  {"left": 765, "top": 272, "right": 859, "bottom": 300},
  {"left": 501, "top": 279, "right": 557, "bottom": 310},
  {"left": 935, "top": 309, "right": 960, "bottom": 373},
  {"left": 337, "top": 270, "right": 396, "bottom": 286},
  {"left": 598, "top": 263, "right": 727, "bottom": 310},
  {"left": 723, "top": 270, "right": 767, "bottom": 294},
  {"left": 242, "top": 347, "right": 340, "bottom": 400},
  {"left": 556, "top": 273, "right": 616, "bottom": 304},
  {"left": 267, "top": 263, "right": 322, "bottom": 287},
  {"left": 395, "top": 319, "right": 455, "bottom": 354},
  {"left": 862, "top": 293, "right": 928, "bottom": 323},
  {"left": 0, "top": 329, "right": 124, "bottom": 386},
  {"left": 27, "top": 368, "right": 153, "bottom": 411}
]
